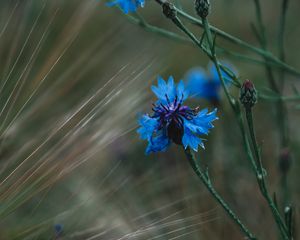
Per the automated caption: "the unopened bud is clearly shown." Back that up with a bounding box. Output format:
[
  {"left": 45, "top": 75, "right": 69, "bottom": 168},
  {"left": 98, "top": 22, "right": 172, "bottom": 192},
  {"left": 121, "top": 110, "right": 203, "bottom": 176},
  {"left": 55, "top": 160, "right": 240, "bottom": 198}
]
[
  {"left": 195, "top": 0, "right": 210, "bottom": 18},
  {"left": 278, "top": 147, "right": 292, "bottom": 174},
  {"left": 239, "top": 80, "right": 257, "bottom": 109},
  {"left": 162, "top": 2, "right": 177, "bottom": 20}
]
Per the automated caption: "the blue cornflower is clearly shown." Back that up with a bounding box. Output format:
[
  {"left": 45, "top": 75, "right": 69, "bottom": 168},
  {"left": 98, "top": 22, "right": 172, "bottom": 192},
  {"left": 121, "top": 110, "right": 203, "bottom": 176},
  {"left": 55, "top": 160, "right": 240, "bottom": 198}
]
[
  {"left": 137, "top": 76, "right": 218, "bottom": 154},
  {"left": 54, "top": 224, "right": 63, "bottom": 237},
  {"left": 107, "top": 0, "right": 145, "bottom": 14},
  {"left": 185, "top": 62, "right": 236, "bottom": 103}
]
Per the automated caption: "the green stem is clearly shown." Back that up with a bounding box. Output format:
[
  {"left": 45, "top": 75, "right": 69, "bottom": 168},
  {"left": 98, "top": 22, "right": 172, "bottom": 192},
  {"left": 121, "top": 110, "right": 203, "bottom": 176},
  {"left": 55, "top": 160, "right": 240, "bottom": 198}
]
[
  {"left": 184, "top": 148, "right": 257, "bottom": 240},
  {"left": 277, "top": 0, "right": 290, "bottom": 146},
  {"left": 202, "top": 18, "right": 229, "bottom": 93},
  {"left": 245, "top": 109, "right": 290, "bottom": 240},
  {"left": 252, "top": 0, "right": 290, "bottom": 148},
  {"left": 125, "top": 13, "right": 289, "bottom": 77},
  {"left": 259, "top": 94, "right": 300, "bottom": 102},
  {"left": 174, "top": 7, "right": 300, "bottom": 77},
  {"left": 278, "top": 0, "right": 289, "bottom": 74},
  {"left": 217, "top": 47, "right": 282, "bottom": 68},
  {"left": 126, "top": 14, "right": 194, "bottom": 45},
  {"left": 203, "top": 13, "right": 290, "bottom": 240},
  {"left": 153, "top": 2, "right": 292, "bottom": 238},
  {"left": 152, "top": 0, "right": 300, "bottom": 76},
  {"left": 245, "top": 110, "right": 263, "bottom": 171},
  {"left": 170, "top": 16, "right": 236, "bottom": 107},
  {"left": 174, "top": 0, "right": 183, "bottom": 10}
]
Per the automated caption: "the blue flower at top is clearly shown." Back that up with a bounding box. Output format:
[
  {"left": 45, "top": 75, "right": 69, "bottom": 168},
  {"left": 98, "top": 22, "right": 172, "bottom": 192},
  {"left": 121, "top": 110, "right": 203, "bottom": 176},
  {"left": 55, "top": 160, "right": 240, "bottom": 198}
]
[
  {"left": 137, "top": 76, "right": 218, "bottom": 154},
  {"left": 185, "top": 62, "right": 237, "bottom": 103},
  {"left": 107, "top": 0, "right": 145, "bottom": 14}
]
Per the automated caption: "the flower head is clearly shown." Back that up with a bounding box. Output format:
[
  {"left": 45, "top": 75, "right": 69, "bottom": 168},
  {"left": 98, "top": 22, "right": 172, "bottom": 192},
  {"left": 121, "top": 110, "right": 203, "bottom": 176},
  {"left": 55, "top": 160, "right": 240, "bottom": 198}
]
[
  {"left": 162, "top": 2, "right": 177, "bottom": 19},
  {"left": 195, "top": 0, "right": 210, "bottom": 18},
  {"left": 137, "top": 76, "right": 218, "bottom": 154},
  {"left": 106, "top": 0, "right": 145, "bottom": 14},
  {"left": 185, "top": 62, "right": 236, "bottom": 103},
  {"left": 239, "top": 79, "right": 257, "bottom": 109}
]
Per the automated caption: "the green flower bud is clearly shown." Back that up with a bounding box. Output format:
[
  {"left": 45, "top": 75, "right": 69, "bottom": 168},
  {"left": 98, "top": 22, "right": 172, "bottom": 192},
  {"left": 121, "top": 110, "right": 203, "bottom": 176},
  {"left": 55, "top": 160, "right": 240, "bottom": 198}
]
[
  {"left": 162, "top": 2, "right": 177, "bottom": 20},
  {"left": 239, "top": 80, "right": 257, "bottom": 109},
  {"left": 195, "top": 0, "right": 210, "bottom": 18}
]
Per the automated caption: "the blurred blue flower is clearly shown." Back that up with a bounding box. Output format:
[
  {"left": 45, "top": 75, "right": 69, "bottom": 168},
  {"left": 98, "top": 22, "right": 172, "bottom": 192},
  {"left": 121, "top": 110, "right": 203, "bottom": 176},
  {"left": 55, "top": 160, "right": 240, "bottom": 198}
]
[
  {"left": 185, "top": 62, "right": 236, "bottom": 103},
  {"left": 137, "top": 76, "right": 218, "bottom": 154},
  {"left": 107, "top": 0, "right": 145, "bottom": 14},
  {"left": 54, "top": 224, "right": 63, "bottom": 237}
]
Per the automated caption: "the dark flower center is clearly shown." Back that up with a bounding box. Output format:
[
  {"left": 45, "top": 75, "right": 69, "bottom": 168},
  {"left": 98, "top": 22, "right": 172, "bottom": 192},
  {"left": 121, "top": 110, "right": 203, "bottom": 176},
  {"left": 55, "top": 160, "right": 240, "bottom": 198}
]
[
  {"left": 167, "top": 119, "right": 184, "bottom": 144},
  {"left": 152, "top": 94, "right": 199, "bottom": 145}
]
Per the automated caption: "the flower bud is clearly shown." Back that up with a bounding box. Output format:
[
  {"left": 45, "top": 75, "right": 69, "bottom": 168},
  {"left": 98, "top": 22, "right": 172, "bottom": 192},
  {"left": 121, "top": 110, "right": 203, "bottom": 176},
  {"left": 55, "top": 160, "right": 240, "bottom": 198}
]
[
  {"left": 278, "top": 147, "right": 292, "bottom": 174},
  {"left": 239, "top": 80, "right": 257, "bottom": 109},
  {"left": 195, "top": 0, "right": 210, "bottom": 18},
  {"left": 162, "top": 2, "right": 177, "bottom": 20}
]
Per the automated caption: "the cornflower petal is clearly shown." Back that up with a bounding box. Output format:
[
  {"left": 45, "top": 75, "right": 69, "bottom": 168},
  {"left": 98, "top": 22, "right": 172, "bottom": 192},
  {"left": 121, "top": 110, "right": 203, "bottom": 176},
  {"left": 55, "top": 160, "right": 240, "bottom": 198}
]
[
  {"left": 176, "top": 80, "right": 189, "bottom": 101},
  {"left": 137, "top": 115, "right": 159, "bottom": 140},
  {"left": 182, "top": 126, "right": 203, "bottom": 152},
  {"left": 146, "top": 133, "right": 170, "bottom": 154},
  {"left": 107, "top": 0, "right": 145, "bottom": 14},
  {"left": 151, "top": 76, "right": 177, "bottom": 105},
  {"left": 185, "top": 61, "right": 236, "bottom": 102}
]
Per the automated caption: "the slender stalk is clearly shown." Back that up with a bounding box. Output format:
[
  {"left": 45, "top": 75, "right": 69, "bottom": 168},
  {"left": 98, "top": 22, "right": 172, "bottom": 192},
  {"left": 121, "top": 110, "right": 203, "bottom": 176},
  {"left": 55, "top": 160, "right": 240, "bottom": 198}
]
[
  {"left": 245, "top": 109, "right": 290, "bottom": 240},
  {"left": 277, "top": 0, "right": 291, "bottom": 212},
  {"left": 259, "top": 94, "right": 300, "bottom": 102},
  {"left": 169, "top": 16, "right": 236, "bottom": 108},
  {"left": 125, "top": 13, "right": 290, "bottom": 74},
  {"left": 126, "top": 14, "right": 194, "bottom": 45},
  {"left": 174, "top": 7, "right": 300, "bottom": 77},
  {"left": 252, "top": 0, "right": 289, "bottom": 148},
  {"left": 277, "top": 0, "right": 287, "bottom": 91},
  {"left": 152, "top": 1, "right": 293, "bottom": 238},
  {"left": 184, "top": 148, "right": 257, "bottom": 240},
  {"left": 202, "top": 10, "right": 289, "bottom": 239},
  {"left": 152, "top": 0, "right": 300, "bottom": 77},
  {"left": 202, "top": 13, "right": 290, "bottom": 240},
  {"left": 174, "top": 0, "right": 183, "bottom": 10}
]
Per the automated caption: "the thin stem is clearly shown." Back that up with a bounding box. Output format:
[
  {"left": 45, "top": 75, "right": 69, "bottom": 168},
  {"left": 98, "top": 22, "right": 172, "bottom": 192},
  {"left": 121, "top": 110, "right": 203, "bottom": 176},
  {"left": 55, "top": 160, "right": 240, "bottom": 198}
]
[
  {"left": 217, "top": 47, "right": 282, "bottom": 68},
  {"left": 152, "top": 2, "right": 293, "bottom": 238},
  {"left": 277, "top": 0, "right": 289, "bottom": 102},
  {"left": 278, "top": 0, "right": 289, "bottom": 70},
  {"left": 245, "top": 109, "right": 290, "bottom": 240},
  {"left": 202, "top": 13, "right": 290, "bottom": 239},
  {"left": 277, "top": 0, "right": 290, "bottom": 147},
  {"left": 259, "top": 94, "right": 300, "bottom": 102},
  {"left": 126, "top": 14, "right": 194, "bottom": 45},
  {"left": 170, "top": 16, "right": 236, "bottom": 107},
  {"left": 174, "top": 7, "right": 300, "bottom": 77},
  {"left": 174, "top": 0, "right": 183, "bottom": 10},
  {"left": 252, "top": 0, "right": 290, "bottom": 148},
  {"left": 245, "top": 110, "right": 263, "bottom": 171},
  {"left": 127, "top": 13, "right": 277, "bottom": 73},
  {"left": 184, "top": 148, "right": 257, "bottom": 240}
]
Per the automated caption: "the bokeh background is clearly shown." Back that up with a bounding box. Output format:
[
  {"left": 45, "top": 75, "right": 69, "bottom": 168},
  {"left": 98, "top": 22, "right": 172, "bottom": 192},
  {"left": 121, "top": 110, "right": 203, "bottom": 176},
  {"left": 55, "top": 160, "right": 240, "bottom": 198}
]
[{"left": 0, "top": 0, "right": 299, "bottom": 239}]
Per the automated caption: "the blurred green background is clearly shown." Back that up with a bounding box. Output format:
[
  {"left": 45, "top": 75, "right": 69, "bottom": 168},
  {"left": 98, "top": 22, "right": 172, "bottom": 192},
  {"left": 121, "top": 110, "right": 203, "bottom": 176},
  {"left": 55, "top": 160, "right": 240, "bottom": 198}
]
[{"left": 0, "top": 0, "right": 299, "bottom": 239}]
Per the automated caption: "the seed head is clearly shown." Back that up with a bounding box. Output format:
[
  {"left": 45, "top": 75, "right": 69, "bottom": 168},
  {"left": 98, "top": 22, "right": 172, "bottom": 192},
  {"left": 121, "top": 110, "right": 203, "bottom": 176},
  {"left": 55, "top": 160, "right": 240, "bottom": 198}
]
[
  {"left": 239, "top": 80, "right": 257, "bottom": 109},
  {"left": 195, "top": 0, "right": 210, "bottom": 18}
]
